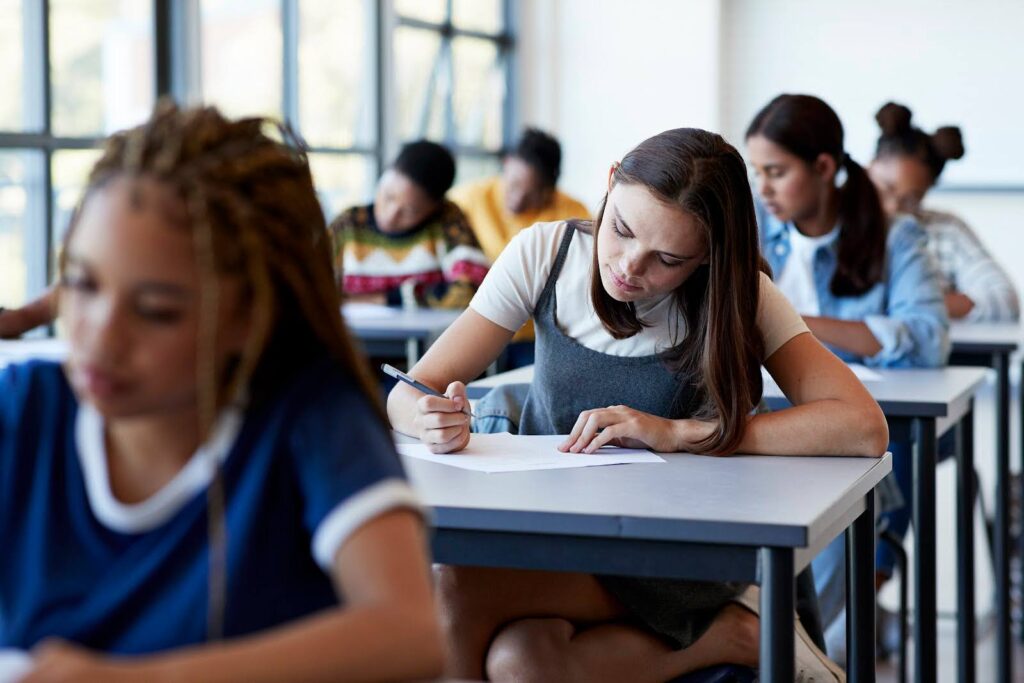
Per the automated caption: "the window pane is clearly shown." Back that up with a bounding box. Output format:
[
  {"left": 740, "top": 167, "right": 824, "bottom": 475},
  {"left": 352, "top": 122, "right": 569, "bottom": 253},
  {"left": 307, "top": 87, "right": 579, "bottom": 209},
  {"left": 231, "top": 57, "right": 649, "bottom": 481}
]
[
  {"left": 394, "top": 0, "right": 446, "bottom": 24},
  {"left": 452, "top": 37, "right": 504, "bottom": 150},
  {"left": 298, "top": 0, "right": 374, "bottom": 148},
  {"left": 455, "top": 155, "right": 501, "bottom": 186},
  {"left": 394, "top": 27, "right": 446, "bottom": 142},
  {"left": 452, "top": 0, "right": 503, "bottom": 34},
  {"left": 50, "top": 0, "right": 154, "bottom": 137},
  {"left": 0, "top": 151, "right": 46, "bottom": 307},
  {"left": 0, "top": 1, "right": 26, "bottom": 130},
  {"left": 51, "top": 149, "right": 103, "bottom": 269},
  {"left": 200, "top": 0, "right": 282, "bottom": 119},
  {"left": 309, "top": 152, "right": 376, "bottom": 221}
]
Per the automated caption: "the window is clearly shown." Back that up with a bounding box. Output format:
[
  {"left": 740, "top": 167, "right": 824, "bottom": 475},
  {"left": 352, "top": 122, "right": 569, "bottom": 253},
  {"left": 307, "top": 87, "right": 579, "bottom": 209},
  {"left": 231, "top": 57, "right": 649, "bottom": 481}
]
[
  {"left": 393, "top": 0, "right": 511, "bottom": 184},
  {"left": 0, "top": 0, "right": 513, "bottom": 311}
]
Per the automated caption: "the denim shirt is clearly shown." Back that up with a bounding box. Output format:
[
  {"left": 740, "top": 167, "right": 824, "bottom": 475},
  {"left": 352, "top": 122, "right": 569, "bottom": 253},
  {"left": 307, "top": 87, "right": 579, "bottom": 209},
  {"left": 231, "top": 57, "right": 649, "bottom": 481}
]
[{"left": 756, "top": 201, "right": 950, "bottom": 368}]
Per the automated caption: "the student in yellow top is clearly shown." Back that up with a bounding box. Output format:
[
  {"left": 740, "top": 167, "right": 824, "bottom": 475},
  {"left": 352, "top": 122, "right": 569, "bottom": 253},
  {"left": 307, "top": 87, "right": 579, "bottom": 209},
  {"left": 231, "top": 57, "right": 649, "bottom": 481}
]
[{"left": 450, "top": 128, "right": 590, "bottom": 262}]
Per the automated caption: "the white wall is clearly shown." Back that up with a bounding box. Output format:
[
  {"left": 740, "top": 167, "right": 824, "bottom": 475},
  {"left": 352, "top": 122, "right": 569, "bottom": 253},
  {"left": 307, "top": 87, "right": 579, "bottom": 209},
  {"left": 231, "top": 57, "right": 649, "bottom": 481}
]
[{"left": 517, "top": 0, "right": 723, "bottom": 212}]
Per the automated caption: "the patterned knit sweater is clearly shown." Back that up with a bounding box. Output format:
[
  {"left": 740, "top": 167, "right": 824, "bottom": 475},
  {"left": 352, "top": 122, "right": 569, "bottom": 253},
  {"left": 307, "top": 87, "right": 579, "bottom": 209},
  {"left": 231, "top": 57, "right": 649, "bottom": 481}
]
[{"left": 329, "top": 201, "right": 490, "bottom": 308}]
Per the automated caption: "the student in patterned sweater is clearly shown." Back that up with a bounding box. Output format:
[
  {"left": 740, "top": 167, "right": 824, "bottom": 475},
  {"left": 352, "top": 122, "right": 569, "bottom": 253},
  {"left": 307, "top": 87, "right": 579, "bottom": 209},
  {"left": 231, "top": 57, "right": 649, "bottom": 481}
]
[{"left": 330, "top": 141, "right": 489, "bottom": 309}]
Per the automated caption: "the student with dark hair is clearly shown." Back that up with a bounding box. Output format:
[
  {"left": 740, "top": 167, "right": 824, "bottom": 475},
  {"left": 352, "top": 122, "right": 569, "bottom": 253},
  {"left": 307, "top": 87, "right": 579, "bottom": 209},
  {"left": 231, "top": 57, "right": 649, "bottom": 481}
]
[
  {"left": 746, "top": 94, "right": 950, "bottom": 664},
  {"left": 390, "top": 126, "right": 887, "bottom": 681},
  {"left": 451, "top": 128, "right": 590, "bottom": 262},
  {"left": 329, "top": 140, "right": 489, "bottom": 308},
  {"left": 870, "top": 102, "right": 1018, "bottom": 322}
]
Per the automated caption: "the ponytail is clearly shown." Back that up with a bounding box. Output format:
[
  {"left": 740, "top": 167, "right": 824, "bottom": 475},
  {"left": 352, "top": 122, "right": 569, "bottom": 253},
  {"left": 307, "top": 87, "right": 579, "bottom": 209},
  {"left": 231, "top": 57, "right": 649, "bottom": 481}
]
[{"left": 832, "top": 154, "right": 886, "bottom": 296}]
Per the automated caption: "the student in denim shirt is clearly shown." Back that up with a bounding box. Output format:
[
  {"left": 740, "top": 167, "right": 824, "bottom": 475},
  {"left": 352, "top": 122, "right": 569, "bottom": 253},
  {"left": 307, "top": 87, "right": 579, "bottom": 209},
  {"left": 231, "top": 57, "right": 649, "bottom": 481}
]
[{"left": 746, "top": 94, "right": 950, "bottom": 665}]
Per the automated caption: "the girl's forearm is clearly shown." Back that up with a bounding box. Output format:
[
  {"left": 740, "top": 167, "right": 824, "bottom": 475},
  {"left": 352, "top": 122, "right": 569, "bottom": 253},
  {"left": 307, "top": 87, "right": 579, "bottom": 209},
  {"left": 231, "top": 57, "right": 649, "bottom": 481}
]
[
  {"left": 803, "top": 316, "right": 882, "bottom": 358},
  {"left": 735, "top": 401, "right": 888, "bottom": 457},
  {"left": 139, "top": 603, "right": 444, "bottom": 683}
]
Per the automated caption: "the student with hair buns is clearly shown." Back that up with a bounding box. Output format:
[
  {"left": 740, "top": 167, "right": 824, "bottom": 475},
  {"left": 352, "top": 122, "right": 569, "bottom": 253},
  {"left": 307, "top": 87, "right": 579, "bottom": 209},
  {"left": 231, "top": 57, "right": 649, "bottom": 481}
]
[
  {"left": 329, "top": 140, "right": 489, "bottom": 309},
  {"left": 746, "top": 93, "right": 950, "bottom": 664},
  {"left": 870, "top": 102, "right": 1018, "bottom": 322},
  {"left": 0, "top": 103, "right": 444, "bottom": 681}
]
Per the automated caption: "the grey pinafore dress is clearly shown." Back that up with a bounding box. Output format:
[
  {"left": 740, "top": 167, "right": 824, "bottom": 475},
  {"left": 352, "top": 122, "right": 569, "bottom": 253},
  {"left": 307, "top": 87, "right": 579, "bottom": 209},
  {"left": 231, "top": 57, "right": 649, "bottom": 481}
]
[{"left": 475, "top": 225, "right": 746, "bottom": 649}]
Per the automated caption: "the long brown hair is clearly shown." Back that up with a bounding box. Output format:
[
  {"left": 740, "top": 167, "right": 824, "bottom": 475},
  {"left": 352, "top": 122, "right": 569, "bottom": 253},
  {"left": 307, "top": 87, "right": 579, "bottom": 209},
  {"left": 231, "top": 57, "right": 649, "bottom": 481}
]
[
  {"left": 589, "top": 128, "right": 767, "bottom": 455},
  {"left": 59, "top": 100, "right": 383, "bottom": 638},
  {"left": 746, "top": 94, "right": 887, "bottom": 297}
]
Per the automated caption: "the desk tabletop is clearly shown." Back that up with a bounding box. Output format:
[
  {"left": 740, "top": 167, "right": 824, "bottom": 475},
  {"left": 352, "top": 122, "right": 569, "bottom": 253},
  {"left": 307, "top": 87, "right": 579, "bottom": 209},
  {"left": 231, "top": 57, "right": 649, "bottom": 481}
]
[
  {"left": 0, "top": 338, "right": 67, "bottom": 370},
  {"left": 764, "top": 365, "right": 989, "bottom": 418},
  {"left": 949, "top": 321, "right": 1021, "bottom": 353},
  {"left": 402, "top": 442, "right": 891, "bottom": 549},
  {"left": 469, "top": 364, "right": 989, "bottom": 418},
  {"left": 343, "top": 306, "right": 462, "bottom": 339}
]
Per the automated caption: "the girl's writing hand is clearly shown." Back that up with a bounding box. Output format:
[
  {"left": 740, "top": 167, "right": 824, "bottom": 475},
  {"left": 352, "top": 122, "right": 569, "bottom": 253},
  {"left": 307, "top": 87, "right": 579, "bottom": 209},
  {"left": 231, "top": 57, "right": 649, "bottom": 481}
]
[
  {"left": 558, "top": 405, "right": 718, "bottom": 454},
  {"left": 413, "top": 381, "right": 471, "bottom": 454}
]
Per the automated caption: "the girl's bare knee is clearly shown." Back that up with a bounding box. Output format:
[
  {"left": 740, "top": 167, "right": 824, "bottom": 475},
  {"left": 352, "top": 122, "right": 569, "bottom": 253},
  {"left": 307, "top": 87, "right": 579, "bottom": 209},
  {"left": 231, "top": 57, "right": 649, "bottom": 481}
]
[{"left": 485, "top": 618, "right": 576, "bottom": 682}]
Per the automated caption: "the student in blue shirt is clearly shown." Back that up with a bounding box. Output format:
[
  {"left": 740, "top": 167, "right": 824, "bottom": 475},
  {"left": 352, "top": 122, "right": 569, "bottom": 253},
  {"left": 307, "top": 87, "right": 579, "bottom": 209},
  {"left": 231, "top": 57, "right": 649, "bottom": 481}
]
[
  {"left": 1, "top": 103, "right": 443, "bottom": 681},
  {"left": 746, "top": 93, "right": 950, "bottom": 663}
]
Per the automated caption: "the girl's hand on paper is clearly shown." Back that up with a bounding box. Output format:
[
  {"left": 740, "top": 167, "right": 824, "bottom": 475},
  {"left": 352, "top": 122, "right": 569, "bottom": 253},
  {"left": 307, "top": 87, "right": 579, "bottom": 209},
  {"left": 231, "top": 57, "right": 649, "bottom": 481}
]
[
  {"left": 413, "top": 381, "right": 471, "bottom": 453},
  {"left": 559, "top": 406, "right": 718, "bottom": 454}
]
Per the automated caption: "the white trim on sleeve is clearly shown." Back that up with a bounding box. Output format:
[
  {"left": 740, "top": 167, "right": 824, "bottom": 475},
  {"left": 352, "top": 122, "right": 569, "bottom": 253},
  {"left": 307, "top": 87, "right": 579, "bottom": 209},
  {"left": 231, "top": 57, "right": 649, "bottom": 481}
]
[{"left": 311, "top": 478, "right": 426, "bottom": 571}]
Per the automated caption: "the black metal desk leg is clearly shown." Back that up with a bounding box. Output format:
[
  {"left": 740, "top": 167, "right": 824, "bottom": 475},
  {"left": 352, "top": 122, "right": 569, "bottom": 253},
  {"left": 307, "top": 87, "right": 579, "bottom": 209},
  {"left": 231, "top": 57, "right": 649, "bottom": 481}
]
[
  {"left": 913, "top": 417, "right": 938, "bottom": 683},
  {"left": 993, "top": 353, "right": 1012, "bottom": 681},
  {"left": 846, "top": 491, "right": 876, "bottom": 682},
  {"left": 761, "top": 547, "right": 794, "bottom": 683},
  {"left": 957, "top": 406, "right": 977, "bottom": 683}
]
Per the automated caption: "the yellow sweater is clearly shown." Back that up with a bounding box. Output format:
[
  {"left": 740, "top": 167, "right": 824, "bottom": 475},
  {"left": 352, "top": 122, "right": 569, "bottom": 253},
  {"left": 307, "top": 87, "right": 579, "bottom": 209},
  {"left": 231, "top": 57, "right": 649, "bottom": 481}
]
[{"left": 449, "top": 177, "right": 591, "bottom": 262}]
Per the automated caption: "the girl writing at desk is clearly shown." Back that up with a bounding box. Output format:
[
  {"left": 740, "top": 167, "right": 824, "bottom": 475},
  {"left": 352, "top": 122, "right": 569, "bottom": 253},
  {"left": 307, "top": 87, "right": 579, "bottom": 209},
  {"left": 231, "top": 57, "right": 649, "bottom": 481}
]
[
  {"left": 1, "top": 103, "right": 442, "bottom": 682},
  {"left": 388, "top": 127, "right": 887, "bottom": 682}
]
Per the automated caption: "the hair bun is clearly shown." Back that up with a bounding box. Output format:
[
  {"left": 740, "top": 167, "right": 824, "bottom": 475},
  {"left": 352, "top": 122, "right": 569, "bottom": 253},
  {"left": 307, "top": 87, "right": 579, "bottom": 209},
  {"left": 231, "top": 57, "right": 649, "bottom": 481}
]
[
  {"left": 875, "top": 102, "right": 913, "bottom": 136},
  {"left": 931, "top": 126, "right": 965, "bottom": 160}
]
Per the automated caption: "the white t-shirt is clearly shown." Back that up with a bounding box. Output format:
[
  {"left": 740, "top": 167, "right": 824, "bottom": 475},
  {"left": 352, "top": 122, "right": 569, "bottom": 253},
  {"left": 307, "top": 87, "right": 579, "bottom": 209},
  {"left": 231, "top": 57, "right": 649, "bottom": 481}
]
[
  {"left": 469, "top": 221, "right": 809, "bottom": 359},
  {"left": 775, "top": 226, "right": 839, "bottom": 316}
]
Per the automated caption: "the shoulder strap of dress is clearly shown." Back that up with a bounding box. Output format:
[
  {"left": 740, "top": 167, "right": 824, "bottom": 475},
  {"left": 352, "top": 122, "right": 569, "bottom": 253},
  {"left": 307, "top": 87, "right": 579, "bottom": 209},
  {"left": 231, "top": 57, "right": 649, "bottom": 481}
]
[{"left": 536, "top": 222, "right": 578, "bottom": 306}]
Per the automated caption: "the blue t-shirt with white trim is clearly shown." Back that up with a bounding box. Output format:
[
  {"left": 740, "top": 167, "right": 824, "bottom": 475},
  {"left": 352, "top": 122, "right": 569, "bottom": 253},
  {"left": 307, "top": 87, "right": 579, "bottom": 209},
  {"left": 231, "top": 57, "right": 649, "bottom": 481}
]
[{"left": 0, "top": 359, "right": 418, "bottom": 653}]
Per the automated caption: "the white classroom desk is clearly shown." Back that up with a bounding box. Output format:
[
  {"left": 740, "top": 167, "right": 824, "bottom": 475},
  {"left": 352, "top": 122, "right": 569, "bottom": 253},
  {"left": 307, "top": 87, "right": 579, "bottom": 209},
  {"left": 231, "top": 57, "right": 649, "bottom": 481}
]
[
  {"left": 398, "top": 429, "right": 891, "bottom": 682},
  {"left": 467, "top": 364, "right": 989, "bottom": 683},
  {"left": 342, "top": 305, "right": 461, "bottom": 368}
]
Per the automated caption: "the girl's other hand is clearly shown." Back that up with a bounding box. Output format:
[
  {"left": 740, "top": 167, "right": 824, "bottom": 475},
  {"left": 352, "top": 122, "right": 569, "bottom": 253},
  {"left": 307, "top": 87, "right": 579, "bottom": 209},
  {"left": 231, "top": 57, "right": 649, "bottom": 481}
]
[
  {"left": 413, "top": 381, "right": 471, "bottom": 453},
  {"left": 23, "top": 639, "right": 140, "bottom": 682},
  {"left": 559, "top": 406, "right": 718, "bottom": 454}
]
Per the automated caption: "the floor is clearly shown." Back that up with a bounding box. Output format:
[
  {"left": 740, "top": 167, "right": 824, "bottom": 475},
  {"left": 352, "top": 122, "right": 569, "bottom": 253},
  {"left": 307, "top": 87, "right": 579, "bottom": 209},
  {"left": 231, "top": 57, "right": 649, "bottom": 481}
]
[{"left": 875, "top": 618, "right": 1024, "bottom": 682}]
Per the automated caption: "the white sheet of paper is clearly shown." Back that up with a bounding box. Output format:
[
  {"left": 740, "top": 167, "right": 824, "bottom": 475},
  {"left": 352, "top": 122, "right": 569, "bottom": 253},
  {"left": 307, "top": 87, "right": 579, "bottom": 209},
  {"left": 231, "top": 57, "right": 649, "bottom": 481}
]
[
  {"left": 846, "top": 363, "right": 883, "bottom": 382},
  {"left": 341, "top": 302, "right": 402, "bottom": 321},
  {"left": 0, "top": 649, "right": 32, "bottom": 683},
  {"left": 397, "top": 433, "right": 665, "bottom": 473}
]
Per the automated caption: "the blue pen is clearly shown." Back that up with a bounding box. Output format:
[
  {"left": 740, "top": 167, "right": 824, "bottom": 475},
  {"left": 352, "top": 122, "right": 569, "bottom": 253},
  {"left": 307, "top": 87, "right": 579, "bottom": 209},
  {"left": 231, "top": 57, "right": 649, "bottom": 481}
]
[{"left": 381, "top": 363, "right": 476, "bottom": 418}]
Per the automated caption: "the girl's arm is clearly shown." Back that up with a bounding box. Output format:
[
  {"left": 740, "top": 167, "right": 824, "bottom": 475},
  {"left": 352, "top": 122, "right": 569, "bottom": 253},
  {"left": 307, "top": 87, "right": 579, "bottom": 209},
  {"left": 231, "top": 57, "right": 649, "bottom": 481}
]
[
  {"left": 0, "top": 287, "right": 56, "bottom": 339},
  {"left": 387, "top": 309, "right": 515, "bottom": 452},
  {"left": 561, "top": 332, "right": 888, "bottom": 457},
  {"left": 734, "top": 331, "right": 888, "bottom": 456},
  {"left": 801, "top": 316, "right": 882, "bottom": 357},
  {"left": 26, "top": 510, "right": 444, "bottom": 683}
]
